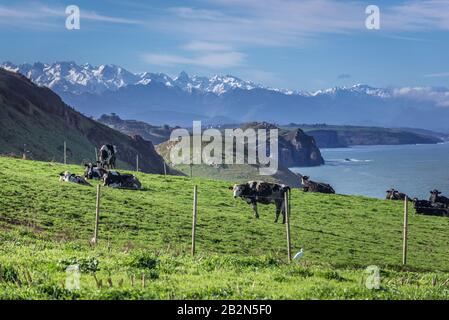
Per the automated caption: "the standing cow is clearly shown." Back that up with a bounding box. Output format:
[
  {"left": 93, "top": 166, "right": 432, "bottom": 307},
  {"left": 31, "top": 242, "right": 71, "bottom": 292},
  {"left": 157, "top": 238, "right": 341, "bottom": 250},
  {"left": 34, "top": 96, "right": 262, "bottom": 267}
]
[
  {"left": 99, "top": 144, "right": 117, "bottom": 169},
  {"left": 301, "top": 176, "right": 335, "bottom": 194},
  {"left": 230, "top": 181, "right": 290, "bottom": 223}
]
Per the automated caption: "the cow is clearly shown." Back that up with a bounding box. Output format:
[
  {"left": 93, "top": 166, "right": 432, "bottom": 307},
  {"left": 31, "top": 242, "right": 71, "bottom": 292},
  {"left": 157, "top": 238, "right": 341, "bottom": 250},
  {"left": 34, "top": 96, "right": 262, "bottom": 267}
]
[
  {"left": 102, "top": 171, "right": 141, "bottom": 190},
  {"left": 412, "top": 198, "right": 432, "bottom": 208},
  {"left": 429, "top": 190, "right": 449, "bottom": 208},
  {"left": 386, "top": 188, "right": 409, "bottom": 201},
  {"left": 59, "top": 171, "right": 92, "bottom": 186},
  {"left": 99, "top": 144, "right": 117, "bottom": 169},
  {"left": 301, "top": 176, "right": 335, "bottom": 194},
  {"left": 230, "top": 181, "right": 290, "bottom": 223},
  {"left": 413, "top": 197, "right": 448, "bottom": 217},
  {"left": 84, "top": 163, "right": 108, "bottom": 180}
]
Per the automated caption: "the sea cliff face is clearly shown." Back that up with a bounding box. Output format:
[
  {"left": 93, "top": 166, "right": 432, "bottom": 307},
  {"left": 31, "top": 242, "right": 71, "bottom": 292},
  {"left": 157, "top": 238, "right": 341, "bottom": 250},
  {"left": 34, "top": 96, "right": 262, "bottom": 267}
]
[
  {"left": 279, "top": 129, "right": 325, "bottom": 167},
  {"left": 287, "top": 125, "right": 444, "bottom": 148}
]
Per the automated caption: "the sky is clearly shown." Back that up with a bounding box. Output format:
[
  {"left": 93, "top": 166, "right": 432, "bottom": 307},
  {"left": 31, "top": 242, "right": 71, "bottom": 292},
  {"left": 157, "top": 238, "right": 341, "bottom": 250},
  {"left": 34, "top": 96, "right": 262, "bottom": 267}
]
[{"left": 0, "top": 0, "right": 449, "bottom": 91}]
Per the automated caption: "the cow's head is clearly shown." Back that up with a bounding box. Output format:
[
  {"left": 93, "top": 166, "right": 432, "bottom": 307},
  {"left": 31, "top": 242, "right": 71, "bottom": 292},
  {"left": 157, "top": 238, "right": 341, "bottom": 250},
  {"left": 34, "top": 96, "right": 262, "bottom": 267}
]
[
  {"left": 230, "top": 184, "right": 246, "bottom": 198},
  {"left": 430, "top": 189, "right": 441, "bottom": 195},
  {"left": 84, "top": 163, "right": 94, "bottom": 178},
  {"left": 59, "top": 171, "right": 71, "bottom": 181},
  {"left": 301, "top": 176, "right": 309, "bottom": 185},
  {"left": 102, "top": 172, "right": 111, "bottom": 186}
]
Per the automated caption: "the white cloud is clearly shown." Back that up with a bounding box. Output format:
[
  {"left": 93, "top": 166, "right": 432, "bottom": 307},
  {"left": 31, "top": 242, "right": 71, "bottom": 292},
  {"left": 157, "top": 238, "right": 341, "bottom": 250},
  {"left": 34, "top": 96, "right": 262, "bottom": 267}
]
[
  {"left": 0, "top": 3, "right": 143, "bottom": 29},
  {"left": 425, "top": 72, "right": 449, "bottom": 78},
  {"left": 383, "top": 0, "right": 449, "bottom": 31},
  {"left": 392, "top": 86, "right": 449, "bottom": 107},
  {"left": 183, "top": 41, "right": 233, "bottom": 52},
  {"left": 143, "top": 51, "right": 246, "bottom": 68},
  {"left": 151, "top": 0, "right": 449, "bottom": 49}
]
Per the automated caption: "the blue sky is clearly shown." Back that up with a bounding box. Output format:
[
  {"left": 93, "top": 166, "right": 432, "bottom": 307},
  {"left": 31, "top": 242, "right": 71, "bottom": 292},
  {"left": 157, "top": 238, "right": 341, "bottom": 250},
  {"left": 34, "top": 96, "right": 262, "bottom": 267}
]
[{"left": 1, "top": 0, "right": 449, "bottom": 91}]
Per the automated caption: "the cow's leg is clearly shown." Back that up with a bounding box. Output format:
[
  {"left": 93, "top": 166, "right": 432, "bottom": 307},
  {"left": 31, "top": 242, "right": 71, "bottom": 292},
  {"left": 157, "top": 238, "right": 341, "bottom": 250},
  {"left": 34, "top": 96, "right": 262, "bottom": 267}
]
[
  {"left": 274, "top": 201, "right": 281, "bottom": 223},
  {"left": 251, "top": 201, "right": 259, "bottom": 219},
  {"left": 281, "top": 198, "right": 286, "bottom": 224}
]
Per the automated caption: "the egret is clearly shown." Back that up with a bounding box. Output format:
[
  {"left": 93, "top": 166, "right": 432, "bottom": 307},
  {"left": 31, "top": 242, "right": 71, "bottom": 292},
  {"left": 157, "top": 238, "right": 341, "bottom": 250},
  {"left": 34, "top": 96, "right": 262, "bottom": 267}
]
[{"left": 293, "top": 248, "right": 304, "bottom": 261}]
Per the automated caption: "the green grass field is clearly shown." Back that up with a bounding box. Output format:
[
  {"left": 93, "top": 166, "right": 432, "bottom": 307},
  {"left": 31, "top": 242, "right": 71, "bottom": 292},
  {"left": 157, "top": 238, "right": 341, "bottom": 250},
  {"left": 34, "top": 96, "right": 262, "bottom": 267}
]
[{"left": 1, "top": 156, "right": 449, "bottom": 299}]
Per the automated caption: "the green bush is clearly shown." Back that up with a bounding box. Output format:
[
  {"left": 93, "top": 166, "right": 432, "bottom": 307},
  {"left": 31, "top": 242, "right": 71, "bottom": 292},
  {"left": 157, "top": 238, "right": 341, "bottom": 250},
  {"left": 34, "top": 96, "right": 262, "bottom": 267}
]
[
  {"left": 57, "top": 257, "right": 100, "bottom": 273},
  {"left": 0, "top": 265, "right": 20, "bottom": 283},
  {"left": 128, "top": 252, "right": 159, "bottom": 270}
]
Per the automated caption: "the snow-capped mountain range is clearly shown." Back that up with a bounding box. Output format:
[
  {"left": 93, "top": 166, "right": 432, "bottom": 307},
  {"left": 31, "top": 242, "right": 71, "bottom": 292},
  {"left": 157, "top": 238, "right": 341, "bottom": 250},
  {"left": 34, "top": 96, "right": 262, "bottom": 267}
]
[
  {"left": 1, "top": 61, "right": 391, "bottom": 97},
  {"left": 0, "top": 61, "right": 275, "bottom": 95},
  {"left": 1, "top": 61, "right": 448, "bottom": 131}
]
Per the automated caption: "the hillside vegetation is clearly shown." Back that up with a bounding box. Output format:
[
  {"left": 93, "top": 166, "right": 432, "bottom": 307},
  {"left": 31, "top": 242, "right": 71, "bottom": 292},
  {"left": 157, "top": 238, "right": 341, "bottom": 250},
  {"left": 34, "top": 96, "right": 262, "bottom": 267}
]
[
  {"left": 0, "top": 68, "right": 169, "bottom": 174},
  {"left": 1, "top": 156, "right": 449, "bottom": 299}
]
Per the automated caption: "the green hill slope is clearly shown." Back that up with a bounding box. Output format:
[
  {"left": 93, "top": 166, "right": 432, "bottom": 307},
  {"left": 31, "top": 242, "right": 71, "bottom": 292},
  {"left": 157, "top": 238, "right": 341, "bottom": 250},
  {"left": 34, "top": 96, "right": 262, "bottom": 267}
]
[
  {"left": 1, "top": 156, "right": 449, "bottom": 299},
  {"left": 0, "top": 68, "right": 171, "bottom": 174}
]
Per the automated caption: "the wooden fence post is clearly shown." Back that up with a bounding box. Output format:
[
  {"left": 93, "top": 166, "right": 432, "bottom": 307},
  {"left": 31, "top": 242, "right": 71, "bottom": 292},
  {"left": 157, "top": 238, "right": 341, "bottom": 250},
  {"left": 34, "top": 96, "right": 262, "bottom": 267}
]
[
  {"left": 63, "top": 141, "right": 67, "bottom": 165},
  {"left": 402, "top": 196, "right": 409, "bottom": 265},
  {"left": 92, "top": 185, "right": 101, "bottom": 245},
  {"left": 95, "top": 148, "right": 98, "bottom": 163},
  {"left": 191, "top": 185, "right": 198, "bottom": 256},
  {"left": 136, "top": 154, "right": 139, "bottom": 172},
  {"left": 285, "top": 190, "right": 292, "bottom": 263},
  {"left": 163, "top": 162, "right": 167, "bottom": 177}
]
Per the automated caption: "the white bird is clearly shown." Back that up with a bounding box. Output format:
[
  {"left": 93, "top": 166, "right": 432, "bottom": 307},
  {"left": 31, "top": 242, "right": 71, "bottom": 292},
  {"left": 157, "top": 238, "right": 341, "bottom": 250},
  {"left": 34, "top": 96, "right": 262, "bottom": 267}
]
[{"left": 293, "top": 248, "right": 304, "bottom": 261}]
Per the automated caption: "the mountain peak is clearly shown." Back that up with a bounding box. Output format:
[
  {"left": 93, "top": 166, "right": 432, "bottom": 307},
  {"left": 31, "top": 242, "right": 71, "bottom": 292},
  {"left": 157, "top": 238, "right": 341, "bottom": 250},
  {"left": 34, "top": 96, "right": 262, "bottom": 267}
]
[{"left": 177, "top": 70, "right": 189, "bottom": 79}]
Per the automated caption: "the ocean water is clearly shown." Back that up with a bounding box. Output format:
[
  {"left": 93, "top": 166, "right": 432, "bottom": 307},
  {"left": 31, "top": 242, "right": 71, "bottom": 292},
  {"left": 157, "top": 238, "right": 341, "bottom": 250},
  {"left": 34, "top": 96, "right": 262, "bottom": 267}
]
[{"left": 290, "top": 143, "right": 449, "bottom": 199}]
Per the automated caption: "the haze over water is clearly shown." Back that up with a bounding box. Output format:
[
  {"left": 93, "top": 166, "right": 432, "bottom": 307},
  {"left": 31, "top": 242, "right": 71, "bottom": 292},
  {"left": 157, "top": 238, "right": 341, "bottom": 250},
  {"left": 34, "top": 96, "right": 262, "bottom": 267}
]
[{"left": 291, "top": 143, "right": 449, "bottom": 199}]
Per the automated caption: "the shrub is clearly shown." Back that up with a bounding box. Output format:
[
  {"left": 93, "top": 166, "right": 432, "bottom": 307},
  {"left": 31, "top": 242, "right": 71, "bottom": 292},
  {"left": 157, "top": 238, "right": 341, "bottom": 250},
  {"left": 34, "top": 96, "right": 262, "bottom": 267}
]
[
  {"left": 0, "top": 265, "right": 20, "bottom": 283},
  {"left": 57, "top": 257, "right": 100, "bottom": 274},
  {"left": 129, "top": 252, "right": 159, "bottom": 270}
]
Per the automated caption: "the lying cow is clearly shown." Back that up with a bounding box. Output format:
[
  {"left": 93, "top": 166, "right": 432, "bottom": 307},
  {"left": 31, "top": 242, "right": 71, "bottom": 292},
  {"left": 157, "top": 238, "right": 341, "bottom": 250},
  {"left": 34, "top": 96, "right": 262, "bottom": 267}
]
[
  {"left": 413, "top": 198, "right": 449, "bottom": 217},
  {"left": 386, "top": 188, "right": 409, "bottom": 201},
  {"left": 301, "top": 176, "right": 335, "bottom": 194},
  {"left": 84, "top": 163, "right": 108, "bottom": 180},
  {"left": 103, "top": 171, "right": 141, "bottom": 190},
  {"left": 230, "top": 181, "right": 290, "bottom": 223},
  {"left": 59, "top": 171, "right": 92, "bottom": 186},
  {"left": 429, "top": 190, "right": 449, "bottom": 208},
  {"left": 99, "top": 144, "right": 117, "bottom": 169}
]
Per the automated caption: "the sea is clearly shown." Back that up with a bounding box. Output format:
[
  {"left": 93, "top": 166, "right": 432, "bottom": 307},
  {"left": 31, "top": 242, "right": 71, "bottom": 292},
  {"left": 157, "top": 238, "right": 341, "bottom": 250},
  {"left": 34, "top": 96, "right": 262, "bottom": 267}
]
[{"left": 290, "top": 142, "right": 449, "bottom": 199}]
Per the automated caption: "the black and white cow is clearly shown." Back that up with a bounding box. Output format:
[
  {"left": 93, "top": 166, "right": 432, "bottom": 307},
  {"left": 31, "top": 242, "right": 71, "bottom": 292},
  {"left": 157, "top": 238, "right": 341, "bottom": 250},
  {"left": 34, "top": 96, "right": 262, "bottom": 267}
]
[
  {"left": 230, "top": 181, "right": 290, "bottom": 223},
  {"left": 102, "top": 171, "right": 141, "bottom": 190},
  {"left": 413, "top": 198, "right": 449, "bottom": 217},
  {"left": 429, "top": 190, "right": 449, "bottom": 208},
  {"left": 301, "top": 176, "right": 335, "bottom": 194},
  {"left": 99, "top": 144, "right": 117, "bottom": 169},
  {"left": 59, "top": 171, "right": 92, "bottom": 186},
  {"left": 386, "top": 188, "right": 409, "bottom": 201},
  {"left": 84, "top": 163, "right": 108, "bottom": 180}
]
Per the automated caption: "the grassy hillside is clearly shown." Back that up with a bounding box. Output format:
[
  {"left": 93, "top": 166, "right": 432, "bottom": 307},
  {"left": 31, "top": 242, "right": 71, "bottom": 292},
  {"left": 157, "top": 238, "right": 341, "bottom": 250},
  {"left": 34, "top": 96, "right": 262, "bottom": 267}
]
[
  {"left": 0, "top": 69, "right": 170, "bottom": 174},
  {"left": 1, "top": 156, "right": 449, "bottom": 299}
]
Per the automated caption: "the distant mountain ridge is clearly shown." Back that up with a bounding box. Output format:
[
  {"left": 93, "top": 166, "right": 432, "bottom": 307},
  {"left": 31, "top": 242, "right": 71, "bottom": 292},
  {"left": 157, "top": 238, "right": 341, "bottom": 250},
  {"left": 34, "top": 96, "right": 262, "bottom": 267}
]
[
  {"left": 1, "top": 61, "right": 279, "bottom": 95},
  {"left": 0, "top": 61, "right": 402, "bottom": 97},
  {"left": 2, "top": 61, "right": 449, "bottom": 131}
]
